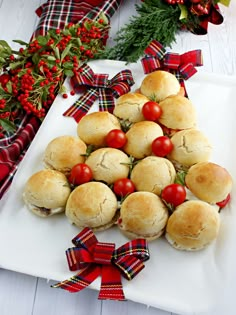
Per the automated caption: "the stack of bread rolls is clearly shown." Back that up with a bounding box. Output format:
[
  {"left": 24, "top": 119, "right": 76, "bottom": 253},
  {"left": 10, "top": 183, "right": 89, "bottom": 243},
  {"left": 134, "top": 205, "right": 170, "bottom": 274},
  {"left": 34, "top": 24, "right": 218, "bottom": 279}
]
[{"left": 23, "top": 70, "right": 233, "bottom": 251}]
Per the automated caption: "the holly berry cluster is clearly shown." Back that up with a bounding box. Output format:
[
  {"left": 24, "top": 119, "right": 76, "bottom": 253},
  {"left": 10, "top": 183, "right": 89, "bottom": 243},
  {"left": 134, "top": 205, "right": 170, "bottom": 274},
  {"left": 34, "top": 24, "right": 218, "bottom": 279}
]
[{"left": 0, "top": 17, "right": 109, "bottom": 137}]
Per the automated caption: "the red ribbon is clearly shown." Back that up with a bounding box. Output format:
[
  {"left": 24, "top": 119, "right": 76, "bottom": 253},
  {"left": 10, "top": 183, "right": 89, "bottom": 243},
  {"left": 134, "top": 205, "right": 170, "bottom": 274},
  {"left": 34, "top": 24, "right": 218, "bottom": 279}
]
[
  {"left": 52, "top": 227, "right": 150, "bottom": 300},
  {"left": 63, "top": 64, "right": 135, "bottom": 122},
  {"left": 141, "top": 40, "right": 203, "bottom": 96}
]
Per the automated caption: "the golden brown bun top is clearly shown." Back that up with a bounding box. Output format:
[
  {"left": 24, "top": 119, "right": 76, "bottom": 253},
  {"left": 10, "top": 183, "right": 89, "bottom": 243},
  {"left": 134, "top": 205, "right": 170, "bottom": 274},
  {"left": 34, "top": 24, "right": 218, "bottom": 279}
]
[
  {"left": 23, "top": 169, "right": 71, "bottom": 208},
  {"left": 77, "top": 111, "right": 121, "bottom": 147},
  {"left": 119, "top": 191, "right": 168, "bottom": 236},
  {"left": 185, "top": 162, "right": 233, "bottom": 203},
  {"left": 159, "top": 95, "right": 197, "bottom": 129},
  {"left": 43, "top": 135, "right": 87, "bottom": 175},
  {"left": 123, "top": 121, "right": 163, "bottom": 159},
  {"left": 113, "top": 92, "right": 149, "bottom": 123},
  {"left": 65, "top": 182, "right": 118, "bottom": 229},
  {"left": 166, "top": 200, "right": 220, "bottom": 251},
  {"left": 167, "top": 129, "right": 212, "bottom": 167},
  {"left": 140, "top": 70, "right": 180, "bottom": 102}
]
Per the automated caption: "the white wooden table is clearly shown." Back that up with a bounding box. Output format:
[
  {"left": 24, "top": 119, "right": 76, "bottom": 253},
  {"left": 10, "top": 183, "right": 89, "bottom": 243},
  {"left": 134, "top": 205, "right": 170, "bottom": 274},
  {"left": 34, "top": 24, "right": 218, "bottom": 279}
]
[{"left": 0, "top": 1, "right": 236, "bottom": 315}]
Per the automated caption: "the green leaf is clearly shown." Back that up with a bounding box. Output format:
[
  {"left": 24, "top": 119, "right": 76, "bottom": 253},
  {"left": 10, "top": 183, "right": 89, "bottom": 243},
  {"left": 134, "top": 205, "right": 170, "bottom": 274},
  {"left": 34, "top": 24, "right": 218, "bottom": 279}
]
[
  {"left": 9, "top": 61, "right": 23, "bottom": 70},
  {"left": 63, "top": 61, "right": 74, "bottom": 70},
  {"left": 6, "top": 81, "right": 12, "bottom": 93},
  {"left": 178, "top": 4, "right": 188, "bottom": 20},
  {"left": 0, "top": 40, "right": 12, "bottom": 53},
  {"left": 12, "top": 39, "right": 28, "bottom": 46},
  {"left": 53, "top": 47, "right": 60, "bottom": 60},
  {"left": 0, "top": 118, "right": 16, "bottom": 133},
  {"left": 64, "top": 69, "right": 74, "bottom": 77},
  {"left": 37, "top": 35, "right": 49, "bottom": 46},
  {"left": 175, "top": 171, "right": 187, "bottom": 186},
  {"left": 61, "top": 44, "right": 72, "bottom": 61},
  {"left": 219, "top": 0, "right": 230, "bottom": 6}
]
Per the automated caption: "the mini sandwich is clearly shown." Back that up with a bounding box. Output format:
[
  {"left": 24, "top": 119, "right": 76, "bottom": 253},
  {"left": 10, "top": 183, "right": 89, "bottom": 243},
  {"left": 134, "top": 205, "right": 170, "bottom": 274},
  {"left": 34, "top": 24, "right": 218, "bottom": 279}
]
[
  {"left": 130, "top": 156, "right": 176, "bottom": 196},
  {"left": 165, "top": 200, "right": 221, "bottom": 251},
  {"left": 167, "top": 129, "right": 212, "bottom": 171},
  {"left": 185, "top": 162, "right": 233, "bottom": 204},
  {"left": 113, "top": 92, "right": 149, "bottom": 123},
  {"left": 65, "top": 182, "right": 118, "bottom": 231},
  {"left": 23, "top": 169, "right": 71, "bottom": 217},
  {"left": 85, "top": 147, "right": 130, "bottom": 185},
  {"left": 43, "top": 135, "right": 87, "bottom": 176},
  {"left": 158, "top": 95, "right": 197, "bottom": 136},
  {"left": 118, "top": 191, "right": 169, "bottom": 241},
  {"left": 140, "top": 70, "right": 180, "bottom": 102},
  {"left": 123, "top": 121, "right": 163, "bottom": 159},
  {"left": 77, "top": 111, "right": 121, "bottom": 147}
]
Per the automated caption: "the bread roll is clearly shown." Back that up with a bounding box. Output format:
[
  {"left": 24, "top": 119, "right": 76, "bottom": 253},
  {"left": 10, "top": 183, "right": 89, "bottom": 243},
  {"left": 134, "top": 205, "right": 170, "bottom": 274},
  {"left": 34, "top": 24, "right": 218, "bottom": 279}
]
[
  {"left": 165, "top": 200, "right": 220, "bottom": 251},
  {"left": 43, "top": 135, "right": 87, "bottom": 176},
  {"left": 159, "top": 95, "right": 197, "bottom": 130},
  {"left": 118, "top": 191, "right": 169, "bottom": 241},
  {"left": 140, "top": 70, "right": 180, "bottom": 102},
  {"left": 85, "top": 147, "right": 130, "bottom": 184},
  {"left": 130, "top": 156, "right": 176, "bottom": 196},
  {"left": 23, "top": 169, "right": 71, "bottom": 217},
  {"left": 77, "top": 111, "right": 121, "bottom": 147},
  {"left": 167, "top": 129, "right": 212, "bottom": 170},
  {"left": 123, "top": 121, "right": 163, "bottom": 159},
  {"left": 65, "top": 182, "right": 118, "bottom": 230},
  {"left": 185, "top": 162, "right": 233, "bottom": 204},
  {"left": 113, "top": 92, "right": 149, "bottom": 123}
]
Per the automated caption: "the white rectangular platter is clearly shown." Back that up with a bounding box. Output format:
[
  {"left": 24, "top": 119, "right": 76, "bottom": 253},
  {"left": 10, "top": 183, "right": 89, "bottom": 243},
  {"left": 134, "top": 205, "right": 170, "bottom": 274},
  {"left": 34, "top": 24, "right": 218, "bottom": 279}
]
[{"left": 0, "top": 60, "right": 236, "bottom": 315}]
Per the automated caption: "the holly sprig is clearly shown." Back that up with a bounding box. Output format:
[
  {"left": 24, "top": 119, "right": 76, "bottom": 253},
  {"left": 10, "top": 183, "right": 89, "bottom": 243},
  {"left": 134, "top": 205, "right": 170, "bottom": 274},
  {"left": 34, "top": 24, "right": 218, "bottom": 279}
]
[{"left": 0, "top": 17, "right": 109, "bottom": 137}]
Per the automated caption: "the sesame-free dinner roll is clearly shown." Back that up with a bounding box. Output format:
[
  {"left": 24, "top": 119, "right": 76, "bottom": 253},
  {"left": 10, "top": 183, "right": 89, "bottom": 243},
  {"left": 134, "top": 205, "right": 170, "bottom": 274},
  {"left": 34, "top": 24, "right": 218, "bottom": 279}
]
[
  {"left": 85, "top": 147, "right": 130, "bottom": 185},
  {"left": 165, "top": 200, "right": 220, "bottom": 251},
  {"left": 43, "top": 135, "right": 87, "bottom": 176},
  {"left": 185, "top": 162, "right": 233, "bottom": 204},
  {"left": 123, "top": 121, "right": 163, "bottom": 159},
  {"left": 23, "top": 169, "right": 71, "bottom": 217},
  {"left": 113, "top": 92, "right": 149, "bottom": 123},
  {"left": 77, "top": 111, "right": 121, "bottom": 147},
  {"left": 65, "top": 182, "right": 118, "bottom": 231},
  {"left": 140, "top": 70, "right": 180, "bottom": 102},
  {"left": 118, "top": 191, "right": 169, "bottom": 241},
  {"left": 130, "top": 156, "right": 176, "bottom": 196}
]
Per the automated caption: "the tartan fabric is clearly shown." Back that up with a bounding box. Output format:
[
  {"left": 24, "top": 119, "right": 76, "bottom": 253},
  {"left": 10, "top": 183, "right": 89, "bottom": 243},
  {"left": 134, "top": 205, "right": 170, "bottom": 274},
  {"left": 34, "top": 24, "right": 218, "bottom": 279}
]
[
  {"left": 32, "top": 0, "right": 123, "bottom": 39},
  {"left": 64, "top": 64, "right": 134, "bottom": 122},
  {"left": 141, "top": 40, "right": 203, "bottom": 97},
  {"left": 0, "top": 115, "right": 41, "bottom": 199},
  {"left": 52, "top": 227, "right": 150, "bottom": 300}
]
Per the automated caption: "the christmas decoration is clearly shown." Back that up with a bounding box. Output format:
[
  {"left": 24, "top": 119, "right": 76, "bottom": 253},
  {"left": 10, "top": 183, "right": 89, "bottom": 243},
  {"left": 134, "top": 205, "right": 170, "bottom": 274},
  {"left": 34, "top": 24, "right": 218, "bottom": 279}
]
[
  {"left": 52, "top": 227, "right": 150, "bottom": 300},
  {"left": 105, "top": 0, "right": 229, "bottom": 63}
]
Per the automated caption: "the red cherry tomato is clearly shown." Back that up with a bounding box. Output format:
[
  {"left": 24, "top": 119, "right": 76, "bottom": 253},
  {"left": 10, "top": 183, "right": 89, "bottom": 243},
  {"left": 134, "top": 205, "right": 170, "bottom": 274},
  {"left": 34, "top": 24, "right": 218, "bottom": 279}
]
[
  {"left": 105, "top": 129, "right": 127, "bottom": 149},
  {"left": 216, "top": 193, "right": 231, "bottom": 209},
  {"left": 113, "top": 178, "right": 135, "bottom": 197},
  {"left": 152, "top": 136, "right": 173, "bottom": 157},
  {"left": 142, "top": 101, "right": 162, "bottom": 121},
  {"left": 161, "top": 183, "right": 186, "bottom": 207},
  {"left": 69, "top": 163, "right": 93, "bottom": 186}
]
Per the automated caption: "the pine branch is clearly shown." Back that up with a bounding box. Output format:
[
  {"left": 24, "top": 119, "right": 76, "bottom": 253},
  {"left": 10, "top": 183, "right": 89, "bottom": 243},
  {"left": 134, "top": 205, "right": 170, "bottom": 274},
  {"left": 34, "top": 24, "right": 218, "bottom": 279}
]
[{"left": 104, "top": 1, "right": 181, "bottom": 63}]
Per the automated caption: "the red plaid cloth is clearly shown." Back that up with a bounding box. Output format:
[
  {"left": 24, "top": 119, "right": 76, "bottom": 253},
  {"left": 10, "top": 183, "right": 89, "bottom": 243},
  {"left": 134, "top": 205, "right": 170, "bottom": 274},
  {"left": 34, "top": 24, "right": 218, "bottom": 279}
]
[{"left": 0, "top": 0, "right": 123, "bottom": 199}]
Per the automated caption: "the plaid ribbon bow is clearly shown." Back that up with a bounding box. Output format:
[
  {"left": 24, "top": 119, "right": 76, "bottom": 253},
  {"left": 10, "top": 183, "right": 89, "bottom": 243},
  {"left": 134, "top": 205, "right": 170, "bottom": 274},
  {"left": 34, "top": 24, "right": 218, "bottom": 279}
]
[
  {"left": 52, "top": 227, "right": 150, "bottom": 300},
  {"left": 141, "top": 40, "right": 203, "bottom": 96},
  {"left": 63, "top": 64, "right": 135, "bottom": 122}
]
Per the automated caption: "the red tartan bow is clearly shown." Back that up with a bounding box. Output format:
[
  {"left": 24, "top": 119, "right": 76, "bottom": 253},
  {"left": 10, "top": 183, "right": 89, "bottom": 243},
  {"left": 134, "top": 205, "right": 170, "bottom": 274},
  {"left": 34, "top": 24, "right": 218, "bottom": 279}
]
[
  {"left": 141, "top": 40, "right": 203, "bottom": 97},
  {"left": 63, "top": 64, "right": 135, "bottom": 122},
  {"left": 52, "top": 227, "right": 150, "bottom": 300}
]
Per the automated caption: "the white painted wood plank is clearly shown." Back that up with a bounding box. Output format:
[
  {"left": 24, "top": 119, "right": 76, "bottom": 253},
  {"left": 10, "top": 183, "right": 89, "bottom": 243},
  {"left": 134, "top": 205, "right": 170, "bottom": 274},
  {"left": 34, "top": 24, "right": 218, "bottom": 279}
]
[{"left": 0, "top": 269, "right": 37, "bottom": 315}]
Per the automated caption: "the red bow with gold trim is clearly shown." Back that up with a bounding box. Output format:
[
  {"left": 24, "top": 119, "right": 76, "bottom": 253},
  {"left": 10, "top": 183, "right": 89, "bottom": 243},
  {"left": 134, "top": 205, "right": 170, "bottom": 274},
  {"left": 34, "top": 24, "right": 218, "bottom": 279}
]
[
  {"left": 63, "top": 64, "right": 135, "bottom": 122},
  {"left": 141, "top": 40, "right": 203, "bottom": 96},
  {"left": 52, "top": 227, "right": 150, "bottom": 300}
]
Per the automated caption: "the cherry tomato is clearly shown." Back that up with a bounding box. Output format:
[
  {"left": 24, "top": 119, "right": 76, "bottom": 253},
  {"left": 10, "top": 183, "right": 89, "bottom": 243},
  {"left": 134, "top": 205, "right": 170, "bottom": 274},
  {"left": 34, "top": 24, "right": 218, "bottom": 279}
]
[
  {"left": 152, "top": 136, "right": 173, "bottom": 157},
  {"left": 113, "top": 178, "right": 135, "bottom": 197},
  {"left": 142, "top": 101, "right": 162, "bottom": 121},
  {"left": 105, "top": 129, "right": 127, "bottom": 149},
  {"left": 161, "top": 183, "right": 186, "bottom": 207},
  {"left": 216, "top": 193, "right": 231, "bottom": 209},
  {"left": 69, "top": 163, "right": 93, "bottom": 186}
]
